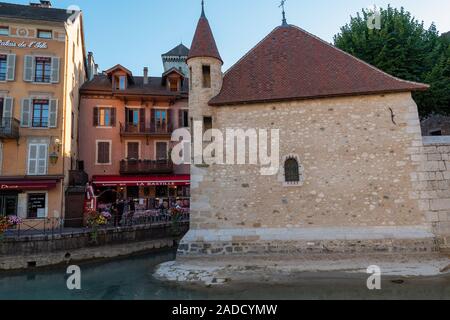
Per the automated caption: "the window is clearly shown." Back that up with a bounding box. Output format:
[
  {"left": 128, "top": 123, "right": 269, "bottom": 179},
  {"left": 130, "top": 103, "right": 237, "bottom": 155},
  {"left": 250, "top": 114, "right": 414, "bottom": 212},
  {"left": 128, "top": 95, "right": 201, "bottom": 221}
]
[
  {"left": 96, "top": 141, "right": 111, "bottom": 164},
  {"left": 28, "top": 143, "right": 48, "bottom": 175},
  {"left": 202, "top": 65, "right": 211, "bottom": 88},
  {"left": 32, "top": 100, "right": 49, "bottom": 128},
  {"left": 126, "top": 108, "right": 139, "bottom": 126},
  {"left": 127, "top": 142, "right": 139, "bottom": 160},
  {"left": 156, "top": 142, "right": 168, "bottom": 160},
  {"left": 37, "top": 29, "right": 52, "bottom": 39},
  {"left": 189, "top": 67, "right": 192, "bottom": 89},
  {"left": 71, "top": 112, "right": 75, "bottom": 139},
  {"left": 0, "top": 26, "right": 9, "bottom": 36},
  {"left": 203, "top": 116, "right": 213, "bottom": 141},
  {"left": 179, "top": 110, "right": 189, "bottom": 128},
  {"left": 285, "top": 158, "right": 300, "bottom": 183},
  {"left": 98, "top": 108, "right": 111, "bottom": 126},
  {"left": 155, "top": 110, "right": 167, "bottom": 130},
  {"left": 119, "top": 76, "right": 126, "bottom": 90},
  {"left": 27, "top": 193, "right": 47, "bottom": 219},
  {"left": 430, "top": 130, "right": 442, "bottom": 136},
  {"left": 0, "top": 55, "right": 6, "bottom": 81},
  {"left": 35, "top": 57, "right": 51, "bottom": 83},
  {"left": 169, "top": 79, "right": 178, "bottom": 92}
]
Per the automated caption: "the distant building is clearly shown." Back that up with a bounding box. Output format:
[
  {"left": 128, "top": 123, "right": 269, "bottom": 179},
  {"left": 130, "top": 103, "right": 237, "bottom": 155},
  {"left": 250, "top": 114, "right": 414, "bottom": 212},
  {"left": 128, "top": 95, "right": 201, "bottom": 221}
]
[
  {"left": 421, "top": 114, "right": 450, "bottom": 136},
  {"left": 161, "top": 44, "right": 190, "bottom": 77}
]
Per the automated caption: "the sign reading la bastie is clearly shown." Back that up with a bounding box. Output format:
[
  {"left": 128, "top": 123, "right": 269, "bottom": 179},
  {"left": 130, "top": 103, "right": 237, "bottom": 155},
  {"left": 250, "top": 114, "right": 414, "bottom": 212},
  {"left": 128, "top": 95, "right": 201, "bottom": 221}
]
[{"left": 0, "top": 39, "right": 48, "bottom": 49}]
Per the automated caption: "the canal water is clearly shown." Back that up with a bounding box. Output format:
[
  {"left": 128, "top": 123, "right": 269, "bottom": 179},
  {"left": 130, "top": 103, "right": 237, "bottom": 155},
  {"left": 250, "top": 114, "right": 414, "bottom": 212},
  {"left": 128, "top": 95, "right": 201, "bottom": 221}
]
[{"left": 0, "top": 250, "right": 449, "bottom": 300}]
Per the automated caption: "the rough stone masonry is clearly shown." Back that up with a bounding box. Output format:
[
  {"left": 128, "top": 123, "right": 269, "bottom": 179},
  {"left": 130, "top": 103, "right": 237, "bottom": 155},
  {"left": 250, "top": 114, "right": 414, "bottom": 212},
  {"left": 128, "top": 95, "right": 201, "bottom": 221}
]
[{"left": 177, "top": 7, "right": 449, "bottom": 258}]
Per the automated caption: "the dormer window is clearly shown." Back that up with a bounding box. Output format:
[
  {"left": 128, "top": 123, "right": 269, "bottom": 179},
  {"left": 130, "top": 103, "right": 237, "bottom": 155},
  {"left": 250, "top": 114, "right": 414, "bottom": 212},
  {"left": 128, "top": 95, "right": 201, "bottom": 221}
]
[
  {"left": 0, "top": 26, "right": 9, "bottom": 36},
  {"left": 169, "top": 78, "right": 178, "bottom": 92},
  {"left": 119, "top": 76, "right": 126, "bottom": 90}
]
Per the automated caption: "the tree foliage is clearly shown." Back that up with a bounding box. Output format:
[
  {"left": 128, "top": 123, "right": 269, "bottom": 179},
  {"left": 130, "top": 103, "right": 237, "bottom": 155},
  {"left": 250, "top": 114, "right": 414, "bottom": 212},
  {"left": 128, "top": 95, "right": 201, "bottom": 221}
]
[{"left": 334, "top": 5, "right": 450, "bottom": 117}]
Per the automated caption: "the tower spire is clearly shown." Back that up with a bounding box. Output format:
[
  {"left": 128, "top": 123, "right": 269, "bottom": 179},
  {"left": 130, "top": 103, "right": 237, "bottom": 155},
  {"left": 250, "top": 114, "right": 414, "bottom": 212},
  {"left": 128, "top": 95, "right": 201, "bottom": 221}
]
[
  {"left": 279, "top": 0, "right": 287, "bottom": 26},
  {"left": 201, "top": 0, "right": 206, "bottom": 18}
]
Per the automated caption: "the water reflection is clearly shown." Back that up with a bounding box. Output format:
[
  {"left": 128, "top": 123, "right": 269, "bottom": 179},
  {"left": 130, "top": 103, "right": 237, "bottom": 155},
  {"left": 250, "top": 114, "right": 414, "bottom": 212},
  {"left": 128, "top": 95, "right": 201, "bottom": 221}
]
[{"left": 0, "top": 251, "right": 449, "bottom": 300}]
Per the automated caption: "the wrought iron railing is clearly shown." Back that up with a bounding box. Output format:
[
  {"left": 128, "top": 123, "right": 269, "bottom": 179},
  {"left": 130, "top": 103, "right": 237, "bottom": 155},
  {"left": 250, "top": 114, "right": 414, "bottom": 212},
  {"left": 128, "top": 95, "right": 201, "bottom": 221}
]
[
  {"left": 3, "top": 212, "right": 190, "bottom": 240},
  {"left": 120, "top": 159, "right": 174, "bottom": 174},
  {"left": 120, "top": 122, "right": 174, "bottom": 135},
  {"left": 0, "top": 117, "right": 20, "bottom": 139}
]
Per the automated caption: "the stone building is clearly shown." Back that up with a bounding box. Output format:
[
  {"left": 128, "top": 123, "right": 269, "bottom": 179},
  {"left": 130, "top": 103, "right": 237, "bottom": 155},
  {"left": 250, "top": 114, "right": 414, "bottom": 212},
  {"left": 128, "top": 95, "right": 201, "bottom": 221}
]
[
  {"left": 421, "top": 114, "right": 450, "bottom": 136},
  {"left": 161, "top": 43, "right": 190, "bottom": 78},
  {"left": 177, "top": 4, "right": 450, "bottom": 256}
]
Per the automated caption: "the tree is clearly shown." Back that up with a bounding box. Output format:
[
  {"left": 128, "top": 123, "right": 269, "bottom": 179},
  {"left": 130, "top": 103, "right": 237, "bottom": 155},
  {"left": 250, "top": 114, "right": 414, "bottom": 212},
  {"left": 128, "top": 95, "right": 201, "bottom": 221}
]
[{"left": 334, "top": 5, "right": 450, "bottom": 117}]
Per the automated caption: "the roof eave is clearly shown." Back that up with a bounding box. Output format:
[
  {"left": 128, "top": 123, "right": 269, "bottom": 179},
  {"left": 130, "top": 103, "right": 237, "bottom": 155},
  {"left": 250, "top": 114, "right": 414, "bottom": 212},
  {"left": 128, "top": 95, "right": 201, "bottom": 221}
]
[{"left": 209, "top": 87, "right": 429, "bottom": 107}]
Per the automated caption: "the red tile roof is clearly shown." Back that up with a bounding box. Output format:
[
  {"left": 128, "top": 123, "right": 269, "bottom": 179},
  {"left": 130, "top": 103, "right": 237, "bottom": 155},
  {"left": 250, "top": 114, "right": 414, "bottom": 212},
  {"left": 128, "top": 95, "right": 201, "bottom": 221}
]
[
  {"left": 209, "top": 25, "right": 429, "bottom": 106},
  {"left": 187, "top": 15, "right": 222, "bottom": 63}
]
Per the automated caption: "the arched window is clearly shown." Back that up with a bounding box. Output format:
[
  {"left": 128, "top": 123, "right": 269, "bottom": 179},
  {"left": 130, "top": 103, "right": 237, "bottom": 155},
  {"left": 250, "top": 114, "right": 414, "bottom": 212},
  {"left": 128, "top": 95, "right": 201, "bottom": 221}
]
[{"left": 285, "top": 158, "right": 300, "bottom": 182}]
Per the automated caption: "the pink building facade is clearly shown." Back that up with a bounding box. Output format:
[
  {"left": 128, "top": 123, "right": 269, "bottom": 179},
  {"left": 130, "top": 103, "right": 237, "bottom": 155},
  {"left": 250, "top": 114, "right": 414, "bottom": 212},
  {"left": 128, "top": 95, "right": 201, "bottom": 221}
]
[{"left": 79, "top": 57, "right": 190, "bottom": 209}]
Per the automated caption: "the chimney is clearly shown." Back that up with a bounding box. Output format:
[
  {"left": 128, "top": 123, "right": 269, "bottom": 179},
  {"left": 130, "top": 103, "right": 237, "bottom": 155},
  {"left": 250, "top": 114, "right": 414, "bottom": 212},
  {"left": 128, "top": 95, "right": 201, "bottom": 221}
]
[
  {"left": 30, "top": 0, "right": 52, "bottom": 7},
  {"left": 143, "top": 67, "right": 149, "bottom": 85}
]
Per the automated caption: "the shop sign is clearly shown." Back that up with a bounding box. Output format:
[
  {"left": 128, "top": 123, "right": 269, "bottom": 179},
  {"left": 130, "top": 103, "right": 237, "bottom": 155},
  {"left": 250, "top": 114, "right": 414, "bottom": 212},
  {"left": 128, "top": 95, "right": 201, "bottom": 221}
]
[{"left": 0, "top": 39, "right": 48, "bottom": 49}]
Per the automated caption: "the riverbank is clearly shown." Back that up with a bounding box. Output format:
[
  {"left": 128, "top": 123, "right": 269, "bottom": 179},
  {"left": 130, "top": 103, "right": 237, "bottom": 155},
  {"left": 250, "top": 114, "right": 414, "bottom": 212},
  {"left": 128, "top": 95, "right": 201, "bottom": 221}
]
[
  {"left": 0, "top": 238, "right": 177, "bottom": 271},
  {"left": 154, "top": 253, "right": 450, "bottom": 286}
]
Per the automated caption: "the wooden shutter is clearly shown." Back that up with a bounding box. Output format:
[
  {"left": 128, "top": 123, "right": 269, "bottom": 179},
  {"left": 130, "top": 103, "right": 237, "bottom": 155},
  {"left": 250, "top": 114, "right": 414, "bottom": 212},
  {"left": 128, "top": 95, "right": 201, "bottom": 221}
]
[
  {"left": 23, "top": 56, "right": 34, "bottom": 82},
  {"left": 6, "top": 54, "right": 16, "bottom": 81},
  {"left": 93, "top": 107, "right": 99, "bottom": 126},
  {"left": 97, "top": 142, "right": 110, "bottom": 164},
  {"left": 37, "top": 144, "right": 48, "bottom": 175},
  {"left": 110, "top": 108, "right": 116, "bottom": 127},
  {"left": 156, "top": 142, "right": 168, "bottom": 160},
  {"left": 48, "top": 99, "right": 58, "bottom": 128},
  {"left": 127, "top": 142, "right": 139, "bottom": 159},
  {"left": 50, "top": 57, "right": 60, "bottom": 83},
  {"left": 3, "top": 97, "right": 13, "bottom": 119},
  {"left": 151, "top": 109, "right": 156, "bottom": 131},
  {"left": 28, "top": 144, "right": 38, "bottom": 175},
  {"left": 21, "top": 99, "right": 31, "bottom": 127},
  {"left": 139, "top": 108, "right": 145, "bottom": 132},
  {"left": 178, "top": 109, "right": 183, "bottom": 128}
]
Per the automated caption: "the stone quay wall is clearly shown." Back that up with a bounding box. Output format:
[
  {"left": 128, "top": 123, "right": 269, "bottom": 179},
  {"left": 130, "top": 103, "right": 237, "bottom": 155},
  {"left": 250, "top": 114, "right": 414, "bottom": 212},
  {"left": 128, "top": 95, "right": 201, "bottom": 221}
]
[
  {"left": 413, "top": 136, "right": 450, "bottom": 248},
  {"left": 0, "top": 223, "right": 189, "bottom": 257}
]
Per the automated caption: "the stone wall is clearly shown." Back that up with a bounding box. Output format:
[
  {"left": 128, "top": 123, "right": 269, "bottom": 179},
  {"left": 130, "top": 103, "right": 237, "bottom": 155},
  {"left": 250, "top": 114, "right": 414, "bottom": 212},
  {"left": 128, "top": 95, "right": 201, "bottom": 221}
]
[
  {"left": 180, "top": 92, "right": 439, "bottom": 256},
  {"left": 0, "top": 223, "right": 189, "bottom": 257},
  {"left": 412, "top": 136, "right": 450, "bottom": 248}
]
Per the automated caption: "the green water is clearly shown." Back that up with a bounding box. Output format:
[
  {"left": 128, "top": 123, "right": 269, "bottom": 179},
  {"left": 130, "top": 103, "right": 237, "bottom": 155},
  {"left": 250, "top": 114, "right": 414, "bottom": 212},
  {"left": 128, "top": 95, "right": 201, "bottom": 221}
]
[{"left": 0, "top": 251, "right": 449, "bottom": 300}]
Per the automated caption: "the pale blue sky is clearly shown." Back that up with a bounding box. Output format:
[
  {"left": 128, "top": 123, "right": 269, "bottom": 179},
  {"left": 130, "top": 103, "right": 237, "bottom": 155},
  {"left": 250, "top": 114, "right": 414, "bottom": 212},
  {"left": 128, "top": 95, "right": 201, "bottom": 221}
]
[{"left": 10, "top": 0, "right": 450, "bottom": 75}]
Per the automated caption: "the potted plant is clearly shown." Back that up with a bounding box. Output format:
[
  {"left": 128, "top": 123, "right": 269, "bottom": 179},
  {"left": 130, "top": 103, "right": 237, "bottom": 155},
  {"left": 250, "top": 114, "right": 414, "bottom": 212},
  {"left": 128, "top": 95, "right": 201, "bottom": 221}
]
[
  {"left": 0, "top": 216, "right": 22, "bottom": 242},
  {"left": 86, "top": 209, "right": 111, "bottom": 244}
]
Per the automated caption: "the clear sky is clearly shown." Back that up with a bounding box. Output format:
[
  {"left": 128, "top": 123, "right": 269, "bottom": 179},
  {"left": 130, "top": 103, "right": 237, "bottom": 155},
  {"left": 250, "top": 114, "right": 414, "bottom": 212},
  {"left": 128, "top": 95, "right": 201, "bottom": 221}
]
[{"left": 10, "top": 0, "right": 450, "bottom": 76}]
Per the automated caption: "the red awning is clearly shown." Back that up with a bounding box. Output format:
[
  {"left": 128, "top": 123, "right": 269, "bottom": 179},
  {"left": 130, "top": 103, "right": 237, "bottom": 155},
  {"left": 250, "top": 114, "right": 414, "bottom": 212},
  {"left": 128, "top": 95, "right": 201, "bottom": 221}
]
[
  {"left": 0, "top": 180, "right": 58, "bottom": 191},
  {"left": 92, "top": 175, "right": 190, "bottom": 187}
]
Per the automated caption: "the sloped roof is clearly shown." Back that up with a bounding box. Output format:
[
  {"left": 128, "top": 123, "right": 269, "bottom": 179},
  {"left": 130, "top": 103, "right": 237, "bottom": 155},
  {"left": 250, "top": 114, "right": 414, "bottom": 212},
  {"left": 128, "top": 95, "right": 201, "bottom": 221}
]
[
  {"left": 162, "top": 44, "right": 190, "bottom": 57},
  {"left": 209, "top": 25, "right": 429, "bottom": 106},
  {"left": 0, "top": 2, "right": 71, "bottom": 22},
  {"left": 80, "top": 75, "right": 188, "bottom": 97},
  {"left": 187, "top": 15, "right": 222, "bottom": 63}
]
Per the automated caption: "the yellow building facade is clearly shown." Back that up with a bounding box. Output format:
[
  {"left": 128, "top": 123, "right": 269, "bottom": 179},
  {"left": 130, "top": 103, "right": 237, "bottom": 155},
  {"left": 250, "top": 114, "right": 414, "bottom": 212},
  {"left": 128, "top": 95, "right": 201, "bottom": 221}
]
[{"left": 0, "top": 1, "right": 87, "bottom": 225}]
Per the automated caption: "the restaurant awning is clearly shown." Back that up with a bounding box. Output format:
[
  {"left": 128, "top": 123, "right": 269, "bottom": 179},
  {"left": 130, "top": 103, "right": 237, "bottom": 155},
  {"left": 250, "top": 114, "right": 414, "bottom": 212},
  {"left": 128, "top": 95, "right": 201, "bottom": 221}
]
[
  {"left": 92, "top": 175, "right": 190, "bottom": 187},
  {"left": 0, "top": 179, "right": 59, "bottom": 191}
]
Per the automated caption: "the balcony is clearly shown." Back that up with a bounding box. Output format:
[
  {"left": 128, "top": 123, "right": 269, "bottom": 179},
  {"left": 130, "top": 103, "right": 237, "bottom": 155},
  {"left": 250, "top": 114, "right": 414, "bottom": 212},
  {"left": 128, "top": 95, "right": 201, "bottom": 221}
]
[
  {"left": 120, "top": 122, "right": 174, "bottom": 137},
  {"left": 0, "top": 118, "right": 20, "bottom": 139},
  {"left": 120, "top": 159, "right": 174, "bottom": 175}
]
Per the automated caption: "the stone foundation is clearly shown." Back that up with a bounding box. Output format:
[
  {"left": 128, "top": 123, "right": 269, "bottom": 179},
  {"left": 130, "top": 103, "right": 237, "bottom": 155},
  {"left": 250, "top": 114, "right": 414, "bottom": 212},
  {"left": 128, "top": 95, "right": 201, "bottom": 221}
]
[{"left": 178, "top": 226, "right": 438, "bottom": 256}]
